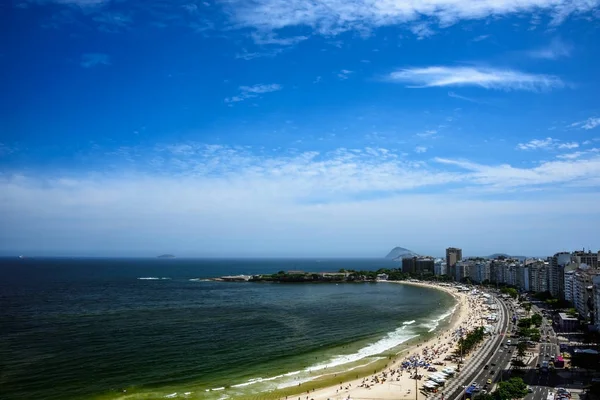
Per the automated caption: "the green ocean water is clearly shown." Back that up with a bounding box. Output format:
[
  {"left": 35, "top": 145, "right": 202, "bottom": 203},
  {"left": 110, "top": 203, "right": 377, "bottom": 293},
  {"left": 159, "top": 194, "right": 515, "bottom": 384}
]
[{"left": 0, "top": 258, "right": 456, "bottom": 400}]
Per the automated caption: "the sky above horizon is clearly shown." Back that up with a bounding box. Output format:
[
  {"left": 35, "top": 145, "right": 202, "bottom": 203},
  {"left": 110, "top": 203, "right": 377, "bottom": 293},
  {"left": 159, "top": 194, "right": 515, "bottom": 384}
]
[{"left": 2, "top": 0, "right": 600, "bottom": 258}]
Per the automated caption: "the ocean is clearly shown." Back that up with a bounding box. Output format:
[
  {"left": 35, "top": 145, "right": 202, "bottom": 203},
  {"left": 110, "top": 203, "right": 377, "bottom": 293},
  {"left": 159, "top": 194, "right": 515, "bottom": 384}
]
[{"left": 0, "top": 258, "right": 457, "bottom": 400}]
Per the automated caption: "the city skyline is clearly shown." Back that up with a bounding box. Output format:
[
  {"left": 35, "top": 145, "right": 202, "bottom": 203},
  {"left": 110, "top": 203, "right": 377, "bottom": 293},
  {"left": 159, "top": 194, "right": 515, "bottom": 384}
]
[{"left": 2, "top": 1, "right": 600, "bottom": 257}]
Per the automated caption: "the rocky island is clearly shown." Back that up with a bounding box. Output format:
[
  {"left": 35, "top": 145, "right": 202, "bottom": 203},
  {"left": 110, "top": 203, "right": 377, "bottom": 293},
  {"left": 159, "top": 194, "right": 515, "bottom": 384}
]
[{"left": 157, "top": 254, "right": 176, "bottom": 259}]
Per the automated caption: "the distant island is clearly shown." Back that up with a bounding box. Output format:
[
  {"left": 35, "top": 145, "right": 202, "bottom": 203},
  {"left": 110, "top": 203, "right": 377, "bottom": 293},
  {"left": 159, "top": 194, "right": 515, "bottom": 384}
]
[
  {"left": 157, "top": 254, "right": 175, "bottom": 259},
  {"left": 486, "top": 253, "right": 527, "bottom": 261},
  {"left": 210, "top": 269, "right": 409, "bottom": 283},
  {"left": 384, "top": 246, "right": 419, "bottom": 261}
]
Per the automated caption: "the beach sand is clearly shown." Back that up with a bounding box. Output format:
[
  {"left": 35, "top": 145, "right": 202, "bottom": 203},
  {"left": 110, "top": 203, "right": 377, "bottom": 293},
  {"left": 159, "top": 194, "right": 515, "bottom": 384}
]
[{"left": 281, "top": 281, "right": 491, "bottom": 400}]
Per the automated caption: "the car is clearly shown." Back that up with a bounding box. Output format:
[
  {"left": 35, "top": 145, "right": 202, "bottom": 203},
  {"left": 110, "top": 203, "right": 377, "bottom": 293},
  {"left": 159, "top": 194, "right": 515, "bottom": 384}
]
[
  {"left": 487, "top": 379, "right": 492, "bottom": 384},
  {"left": 491, "top": 363, "right": 496, "bottom": 366},
  {"left": 484, "top": 365, "right": 489, "bottom": 370},
  {"left": 527, "top": 387, "right": 533, "bottom": 393},
  {"left": 490, "top": 370, "right": 495, "bottom": 375}
]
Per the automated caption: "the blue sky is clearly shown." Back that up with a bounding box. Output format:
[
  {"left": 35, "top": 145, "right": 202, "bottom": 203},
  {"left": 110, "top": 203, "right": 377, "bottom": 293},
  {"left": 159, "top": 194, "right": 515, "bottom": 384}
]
[{"left": 2, "top": 0, "right": 600, "bottom": 257}]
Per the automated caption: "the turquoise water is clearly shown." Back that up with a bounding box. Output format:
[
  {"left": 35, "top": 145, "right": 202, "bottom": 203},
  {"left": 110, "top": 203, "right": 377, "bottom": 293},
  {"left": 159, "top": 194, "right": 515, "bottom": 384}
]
[{"left": 0, "top": 258, "right": 456, "bottom": 399}]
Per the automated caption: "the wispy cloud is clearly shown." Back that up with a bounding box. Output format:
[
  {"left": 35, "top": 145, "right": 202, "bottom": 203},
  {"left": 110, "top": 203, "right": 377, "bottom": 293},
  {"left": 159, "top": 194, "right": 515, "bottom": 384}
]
[
  {"left": 386, "top": 66, "right": 564, "bottom": 91},
  {"left": 570, "top": 117, "right": 600, "bottom": 130},
  {"left": 447, "top": 91, "right": 483, "bottom": 103},
  {"left": 92, "top": 11, "right": 131, "bottom": 33},
  {"left": 337, "top": 69, "right": 353, "bottom": 80},
  {"left": 416, "top": 130, "right": 438, "bottom": 138},
  {"left": 472, "top": 34, "right": 490, "bottom": 42},
  {"left": 527, "top": 38, "right": 572, "bottom": 59},
  {"left": 410, "top": 22, "right": 435, "bottom": 39},
  {"left": 221, "top": 0, "right": 598, "bottom": 36},
  {"left": 3, "top": 143, "right": 600, "bottom": 256},
  {"left": 434, "top": 154, "right": 600, "bottom": 189},
  {"left": 414, "top": 146, "right": 428, "bottom": 153},
  {"left": 516, "top": 137, "right": 578, "bottom": 151},
  {"left": 80, "top": 53, "right": 111, "bottom": 68},
  {"left": 224, "top": 83, "right": 282, "bottom": 103},
  {"left": 250, "top": 31, "right": 308, "bottom": 45}
]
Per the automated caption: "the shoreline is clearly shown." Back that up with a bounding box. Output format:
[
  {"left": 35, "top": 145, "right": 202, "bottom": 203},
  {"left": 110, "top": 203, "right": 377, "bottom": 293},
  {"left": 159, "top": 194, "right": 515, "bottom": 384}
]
[
  {"left": 273, "top": 280, "right": 478, "bottom": 400},
  {"left": 106, "top": 280, "right": 477, "bottom": 400}
]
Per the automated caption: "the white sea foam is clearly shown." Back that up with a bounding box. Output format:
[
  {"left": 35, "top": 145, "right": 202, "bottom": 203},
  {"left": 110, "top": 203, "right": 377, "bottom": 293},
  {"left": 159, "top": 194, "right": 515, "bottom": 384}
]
[
  {"left": 307, "top": 325, "right": 417, "bottom": 372},
  {"left": 422, "top": 304, "right": 458, "bottom": 332},
  {"left": 403, "top": 320, "right": 416, "bottom": 325},
  {"left": 138, "top": 277, "right": 171, "bottom": 280}
]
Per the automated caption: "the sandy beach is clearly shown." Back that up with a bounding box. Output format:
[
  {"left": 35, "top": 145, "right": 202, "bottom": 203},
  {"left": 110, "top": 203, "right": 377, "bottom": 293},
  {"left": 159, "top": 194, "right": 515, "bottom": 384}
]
[{"left": 282, "top": 281, "right": 491, "bottom": 400}]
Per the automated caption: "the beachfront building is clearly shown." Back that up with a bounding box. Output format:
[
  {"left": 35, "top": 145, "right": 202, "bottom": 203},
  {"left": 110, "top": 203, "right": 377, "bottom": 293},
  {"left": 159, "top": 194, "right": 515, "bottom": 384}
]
[
  {"left": 549, "top": 252, "right": 572, "bottom": 298},
  {"left": 529, "top": 262, "right": 549, "bottom": 293},
  {"left": 558, "top": 312, "right": 579, "bottom": 332},
  {"left": 434, "top": 259, "right": 446, "bottom": 276},
  {"left": 573, "top": 267, "right": 598, "bottom": 319},
  {"left": 446, "top": 247, "right": 462, "bottom": 281},
  {"left": 517, "top": 264, "right": 530, "bottom": 291},
  {"left": 573, "top": 250, "right": 599, "bottom": 269},
  {"left": 465, "top": 261, "right": 491, "bottom": 284},
  {"left": 593, "top": 275, "right": 600, "bottom": 330},
  {"left": 402, "top": 256, "right": 435, "bottom": 276}
]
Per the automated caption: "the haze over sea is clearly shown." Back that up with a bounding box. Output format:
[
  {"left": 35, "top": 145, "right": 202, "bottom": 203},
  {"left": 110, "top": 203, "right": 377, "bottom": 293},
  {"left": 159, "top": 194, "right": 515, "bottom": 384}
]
[{"left": 0, "top": 258, "right": 456, "bottom": 400}]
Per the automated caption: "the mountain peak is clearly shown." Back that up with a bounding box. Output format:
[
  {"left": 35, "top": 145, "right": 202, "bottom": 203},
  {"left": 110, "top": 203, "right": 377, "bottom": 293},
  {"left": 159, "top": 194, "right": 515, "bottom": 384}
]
[{"left": 385, "top": 247, "right": 419, "bottom": 260}]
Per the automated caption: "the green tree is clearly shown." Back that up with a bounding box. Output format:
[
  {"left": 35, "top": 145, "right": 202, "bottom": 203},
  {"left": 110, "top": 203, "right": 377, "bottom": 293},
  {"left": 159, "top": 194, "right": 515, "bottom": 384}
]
[
  {"left": 530, "top": 313, "right": 542, "bottom": 327},
  {"left": 517, "top": 342, "right": 527, "bottom": 359},
  {"left": 493, "top": 377, "right": 528, "bottom": 400},
  {"left": 474, "top": 394, "right": 494, "bottom": 400}
]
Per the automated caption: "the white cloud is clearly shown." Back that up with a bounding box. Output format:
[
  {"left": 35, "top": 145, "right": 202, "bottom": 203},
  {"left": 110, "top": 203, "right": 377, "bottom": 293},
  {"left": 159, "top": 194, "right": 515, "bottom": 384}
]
[
  {"left": 516, "top": 137, "right": 579, "bottom": 151},
  {"left": 2, "top": 143, "right": 600, "bottom": 256},
  {"left": 410, "top": 22, "right": 435, "bottom": 39},
  {"left": 557, "top": 142, "right": 579, "bottom": 150},
  {"left": 386, "top": 66, "right": 564, "bottom": 91},
  {"left": 448, "top": 91, "right": 482, "bottom": 103},
  {"left": 527, "top": 38, "right": 572, "bottom": 59},
  {"left": 225, "top": 83, "right": 282, "bottom": 103},
  {"left": 416, "top": 130, "right": 438, "bottom": 138},
  {"left": 250, "top": 31, "right": 308, "bottom": 45},
  {"left": 414, "top": 146, "right": 428, "bottom": 153},
  {"left": 80, "top": 53, "right": 111, "bottom": 68},
  {"left": 337, "top": 69, "right": 353, "bottom": 80},
  {"left": 516, "top": 137, "right": 557, "bottom": 150},
  {"left": 434, "top": 154, "right": 600, "bottom": 189},
  {"left": 221, "top": 0, "right": 599, "bottom": 36},
  {"left": 92, "top": 11, "right": 131, "bottom": 32},
  {"left": 472, "top": 34, "right": 490, "bottom": 42},
  {"left": 571, "top": 117, "right": 600, "bottom": 130}
]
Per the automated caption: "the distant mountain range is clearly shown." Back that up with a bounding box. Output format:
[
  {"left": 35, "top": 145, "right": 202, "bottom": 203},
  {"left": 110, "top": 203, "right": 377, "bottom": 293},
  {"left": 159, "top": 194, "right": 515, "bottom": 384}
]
[
  {"left": 384, "top": 247, "right": 419, "bottom": 261},
  {"left": 157, "top": 254, "right": 175, "bottom": 259}
]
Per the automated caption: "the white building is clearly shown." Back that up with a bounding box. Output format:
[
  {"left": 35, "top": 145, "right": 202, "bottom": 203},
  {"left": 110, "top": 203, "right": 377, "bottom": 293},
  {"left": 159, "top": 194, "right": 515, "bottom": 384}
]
[
  {"left": 593, "top": 275, "right": 600, "bottom": 330},
  {"left": 564, "top": 269, "right": 575, "bottom": 304}
]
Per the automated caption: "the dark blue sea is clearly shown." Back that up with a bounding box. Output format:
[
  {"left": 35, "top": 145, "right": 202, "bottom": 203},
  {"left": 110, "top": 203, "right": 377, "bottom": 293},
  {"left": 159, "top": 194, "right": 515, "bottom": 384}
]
[{"left": 0, "top": 258, "right": 456, "bottom": 400}]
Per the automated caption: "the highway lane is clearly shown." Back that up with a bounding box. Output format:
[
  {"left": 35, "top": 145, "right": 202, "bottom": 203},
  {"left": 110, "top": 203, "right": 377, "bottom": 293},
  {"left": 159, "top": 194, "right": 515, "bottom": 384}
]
[
  {"left": 428, "top": 292, "right": 510, "bottom": 400},
  {"left": 429, "top": 293, "right": 566, "bottom": 400}
]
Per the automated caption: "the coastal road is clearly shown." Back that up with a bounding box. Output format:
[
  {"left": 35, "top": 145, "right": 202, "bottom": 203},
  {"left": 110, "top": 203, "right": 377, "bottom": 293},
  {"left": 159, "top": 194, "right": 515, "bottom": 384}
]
[{"left": 428, "top": 291, "right": 510, "bottom": 400}]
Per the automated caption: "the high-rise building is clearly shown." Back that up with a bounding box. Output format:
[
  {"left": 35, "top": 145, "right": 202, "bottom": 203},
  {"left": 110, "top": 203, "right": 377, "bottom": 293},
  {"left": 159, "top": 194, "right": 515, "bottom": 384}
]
[
  {"left": 402, "top": 256, "right": 435, "bottom": 275},
  {"left": 573, "top": 250, "right": 599, "bottom": 269},
  {"left": 549, "top": 252, "right": 571, "bottom": 298},
  {"left": 573, "top": 267, "right": 599, "bottom": 319},
  {"left": 446, "top": 247, "right": 462, "bottom": 280},
  {"left": 563, "top": 265, "right": 578, "bottom": 305},
  {"left": 434, "top": 259, "right": 446, "bottom": 276},
  {"left": 528, "top": 261, "right": 548, "bottom": 293},
  {"left": 593, "top": 276, "right": 600, "bottom": 330}
]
